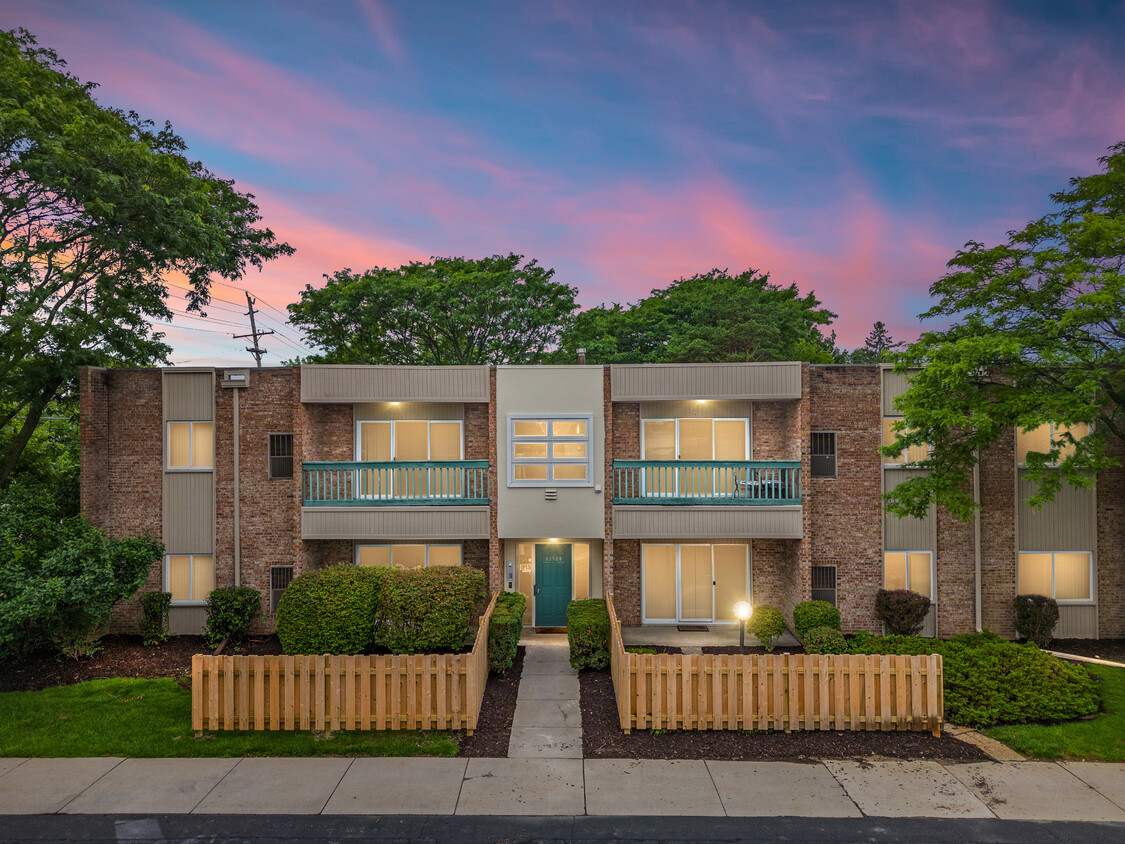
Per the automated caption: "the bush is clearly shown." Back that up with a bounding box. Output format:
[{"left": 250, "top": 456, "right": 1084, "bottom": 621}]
[
  {"left": 802, "top": 625, "right": 848, "bottom": 654},
  {"left": 627, "top": 646, "right": 657, "bottom": 655},
  {"left": 276, "top": 565, "right": 384, "bottom": 655},
  {"left": 874, "top": 589, "right": 931, "bottom": 636},
  {"left": 488, "top": 591, "right": 526, "bottom": 672},
  {"left": 1014, "top": 594, "right": 1059, "bottom": 649},
  {"left": 203, "top": 586, "right": 260, "bottom": 650},
  {"left": 847, "top": 630, "right": 1099, "bottom": 728},
  {"left": 567, "top": 599, "right": 610, "bottom": 669},
  {"left": 746, "top": 605, "right": 786, "bottom": 651},
  {"left": 373, "top": 567, "right": 487, "bottom": 654},
  {"left": 140, "top": 591, "right": 172, "bottom": 646},
  {"left": 793, "top": 600, "right": 841, "bottom": 640}
]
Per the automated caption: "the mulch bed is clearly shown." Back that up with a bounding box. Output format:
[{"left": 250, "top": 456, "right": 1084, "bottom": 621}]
[
  {"left": 458, "top": 646, "right": 524, "bottom": 757},
  {"left": 0, "top": 634, "right": 283, "bottom": 693},
  {"left": 579, "top": 669, "right": 987, "bottom": 762},
  {"left": 1051, "top": 639, "right": 1125, "bottom": 664}
]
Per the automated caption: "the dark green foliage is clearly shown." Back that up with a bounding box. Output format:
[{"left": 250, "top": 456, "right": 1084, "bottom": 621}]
[
  {"left": 203, "top": 587, "right": 260, "bottom": 650},
  {"left": 288, "top": 254, "right": 578, "bottom": 365},
  {"left": 488, "top": 591, "right": 526, "bottom": 672},
  {"left": 874, "top": 588, "right": 931, "bottom": 636},
  {"left": 0, "top": 29, "right": 292, "bottom": 486},
  {"left": 792, "top": 600, "right": 841, "bottom": 640},
  {"left": 1014, "top": 594, "right": 1060, "bottom": 649},
  {"left": 746, "top": 605, "right": 786, "bottom": 651},
  {"left": 140, "top": 592, "right": 171, "bottom": 646},
  {"left": 626, "top": 646, "right": 658, "bottom": 655},
  {"left": 848, "top": 630, "right": 1100, "bottom": 728},
  {"left": 373, "top": 567, "right": 487, "bottom": 654},
  {"left": 567, "top": 599, "right": 610, "bottom": 670},
  {"left": 559, "top": 268, "right": 838, "bottom": 364},
  {"left": 802, "top": 626, "right": 849, "bottom": 654},
  {"left": 276, "top": 566, "right": 384, "bottom": 655},
  {"left": 0, "top": 474, "right": 163, "bottom": 659}
]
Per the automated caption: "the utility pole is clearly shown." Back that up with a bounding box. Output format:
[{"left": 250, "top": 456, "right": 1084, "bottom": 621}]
[{"left": 233, "top": 291, "right": 274, "bottom": 367}]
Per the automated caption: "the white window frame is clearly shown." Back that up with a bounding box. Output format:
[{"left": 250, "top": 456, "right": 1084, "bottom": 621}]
[
  {"left": 507, "top": 414, "right": 594, "bottom": 487},
  {"left": 882, "top": 550, "right": 935, "bottom": 600},
  {"left": 640, "top": 543, "right": 750, "bottom": 625},
  {"left": 1017, "top": 550, "right": 1094, "bottom": 604},
  {"left": 882, "top": 417, "right": 930, "bottom": 467},
  {"left": 1016, "top": 421, "right": 1091, "bottom": 467},
  {"left": 354, "top": 543, "right": 463, "bottom": 568},
  {"left": 164, "top": 553, "right": 214, "bottom": 605},
  {"left": 639, "top": 417, "right": 750, "bottom": 496},
  {"left": 354, "top": 419, "right": 464, "bottom": 461},
  {"left": 166, "top": 421, "right": 213, "bottom": 470}
]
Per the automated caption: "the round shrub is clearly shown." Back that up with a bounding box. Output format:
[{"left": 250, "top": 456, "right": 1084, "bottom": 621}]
[
  {"left": 276, "top": 565, "right": 384, "bottom": 654},
  {"left": 874, "top": 588, "right": 931, "bottom": 636},
  {"left": 203, "top": 586, "right": 260, "bottom": 650},
  {"left": 802, "top": 625, "right": 848, "bottom": 654},
  {"left": 746, "top": 605, "right": 786, "bottom": 651},
  {"left": 1014, "top": 594, "right": 1059, "bottom": 649},
  {"left": 792, "top": 600, "right": 841, "bottom": 640},
  {"left": 373, "top": 566, "right": 487, "bottom": 654}
]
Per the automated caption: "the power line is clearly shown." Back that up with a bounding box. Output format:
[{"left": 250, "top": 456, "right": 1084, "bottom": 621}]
[{"left": 164, "top": 282, "right": 313, "bottom": 353}]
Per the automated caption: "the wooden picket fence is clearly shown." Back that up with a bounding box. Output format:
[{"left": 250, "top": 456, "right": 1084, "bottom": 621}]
[
  {"left": 192, "top": 593, "right": 497, "bottom": 735},
  {"left": 607, "top": 594, "right": 943, "bottom": 735}
]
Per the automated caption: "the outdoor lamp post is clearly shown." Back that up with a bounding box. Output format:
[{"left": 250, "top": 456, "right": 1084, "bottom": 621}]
[{"left": 734, "top": 601, "right": 752, "bottom": 654}]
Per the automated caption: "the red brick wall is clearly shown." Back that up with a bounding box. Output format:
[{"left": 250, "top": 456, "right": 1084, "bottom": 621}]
[
  {"left": 936, "top": 504, "right": 976, "bottom": 636},
  {"left": 613, "top": 539, "right": 642, "bottom": 623},
  {"left": 79, "top": 367, "right": 110, "bottom": 531},
  {"left": 102, "top": 370, "right": 164, "bottom": 633},
  {"left": 752, "top": 400, "right": 801, "bottom": 460},
  {"left": 1097, "top": 435, "right": 1125, "bottom": 637},
  {"left": 751, "top": 538, "right": 802, "bottom": 628},
  {"left": 303, "top": 539, "right": 353, "bottom": 570},
  {"left": 979, "top": 430, "right": 1017, "bottom": 636},
  {"left": 486, "top": 368, "right": 500, "bottom": 592},
  {"left": 464, "top": 538, "right": 489, "bottom": 577},
  {"left": 465, "top": 402, "right": 489, "bottom": 460},
  {"left": 603, "top": 367, "right": 615, "bottom": 597},
  {"left": 807, "top": 366, "right": 883, "bottom": 633},
  {"left": 302, "top": 404, "right": 352, "bottom": 461}
]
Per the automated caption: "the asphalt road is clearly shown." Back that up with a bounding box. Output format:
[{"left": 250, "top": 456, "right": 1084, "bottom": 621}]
[{"left": 2, "top": 814, "right": 1125, "bottom": 843}]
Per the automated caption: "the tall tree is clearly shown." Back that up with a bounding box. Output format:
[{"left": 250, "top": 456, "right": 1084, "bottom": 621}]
[
  {"left": 884, "top": 142, "right": 1125, "bottom": 520},
  {"left": 0, "top": 29, "right": 293, "bottom": 486},
  {"left": 288, "top": 254, "right": 579, "bottom": 364},
  {"left": 561, "top": 268, "right": 838, "bottom": 364},
  {"left": 849, "top": 321, "right": 902, "bottom": 363}
]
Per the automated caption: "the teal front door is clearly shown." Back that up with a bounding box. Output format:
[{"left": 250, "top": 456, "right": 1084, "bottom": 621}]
[{"left": 534, "top": 543, "right": 572, "bottom": 627}]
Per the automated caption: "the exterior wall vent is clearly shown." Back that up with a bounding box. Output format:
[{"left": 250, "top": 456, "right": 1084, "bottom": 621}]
[
  {"left": 544, "top": 488, "right": 557, "bottom": 501},
  {"left": 270, "top": 565, "right": 294, "bottom": 613},
  {"left": 811, "top": 564, "right": 837, "bottom": 606}
]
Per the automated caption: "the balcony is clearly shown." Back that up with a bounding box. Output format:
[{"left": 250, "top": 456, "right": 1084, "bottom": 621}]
[
  {"left": 612, "top": 460, "right": 801, "bottom": 505},
  {"left": 302, "top": 460, "right": 490, "bottom": 506}
]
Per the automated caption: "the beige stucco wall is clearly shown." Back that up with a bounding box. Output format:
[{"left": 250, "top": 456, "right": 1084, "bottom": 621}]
[{"left": 496, "top": 365, "right": 606, "bottom": 540}]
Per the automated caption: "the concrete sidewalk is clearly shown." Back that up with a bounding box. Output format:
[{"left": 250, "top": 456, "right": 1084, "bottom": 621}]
[{"left": 2, "top": 756, "right": 1125, "bottom": 820}]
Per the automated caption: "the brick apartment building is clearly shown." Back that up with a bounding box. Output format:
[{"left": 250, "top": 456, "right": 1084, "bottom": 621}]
[{"left": 79, "top": 362, "right": 1125, "bottom": 640}]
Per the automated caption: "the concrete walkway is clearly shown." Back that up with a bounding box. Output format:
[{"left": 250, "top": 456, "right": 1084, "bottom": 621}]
[
  {"left": 3, "top": 757, "right": 1125, "bottom": 820},
  {"left": 507, "top": 633, "right": 581, "bottom": 759}
]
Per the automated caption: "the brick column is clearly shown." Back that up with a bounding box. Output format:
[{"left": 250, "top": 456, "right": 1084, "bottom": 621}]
[
  {"left": 488, "top": 366, "right": 501, "bottom": 592},
  {"left": 79, "top": 366, "right": 110, "bottom": 530},
  {"left": 603, "top": 365, "right": 614, "bottom": 598}
]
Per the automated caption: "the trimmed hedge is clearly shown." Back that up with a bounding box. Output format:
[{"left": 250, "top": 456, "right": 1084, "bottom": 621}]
[
  {"left": 802, "top": 625, "right": 848, "bottom": 654},
  {"left": 140, "top": 591, "right": 171, "bottom": 646},
  {"left": 874, "top": 588, "right": 931, "bottom": 636},
  {"left": 793, "top": 600, "right": 841, "bottom": 640},
  {"left": 488, "top": 591, "right": 527, "bottom": 673},
  {"left": 276, "top": 565, "right": 384, "bottom": 655},
  {"left": 203, "top": 586, "right": 259, "bottom": 650},
  {"left": 373, "top": 567, "right": 487, "bottom": 654},
  {"left": 746, "top": 605, "right": 786, "bottom": 651},
  {"left": 1014, "top": 594, "right": 1059, "bottom": 649},
  {"left": 847, "top": 630, "right": 1099, "bottom": 728},
  {"left": 567, "top": 599, "right": 610, "bottom": 670}
]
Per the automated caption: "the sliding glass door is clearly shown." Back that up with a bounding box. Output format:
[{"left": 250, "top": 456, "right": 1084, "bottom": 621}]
[{"left": 641, "top": 543, "right": 749, "bottom": 623}]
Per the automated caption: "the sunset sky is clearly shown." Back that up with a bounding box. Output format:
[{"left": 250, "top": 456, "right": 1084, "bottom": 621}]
[{"left": 6, "top": 1, "right": 1125, "bottom": 364}]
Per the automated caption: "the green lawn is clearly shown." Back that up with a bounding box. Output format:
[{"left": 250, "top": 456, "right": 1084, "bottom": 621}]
[
  {"left": 983, "top": 664, "right": 1125, "bottom": 761},
  {"left": 0, "top": 678, "right": 459, "bottom": 758}
]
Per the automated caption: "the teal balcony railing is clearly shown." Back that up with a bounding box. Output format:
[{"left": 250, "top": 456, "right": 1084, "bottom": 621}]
[
  {"left": 612, "top": 460, "right": 801, "bottom": 505},
  {"left": 303, "top": 460, "right": 490, "bottom": 506}
]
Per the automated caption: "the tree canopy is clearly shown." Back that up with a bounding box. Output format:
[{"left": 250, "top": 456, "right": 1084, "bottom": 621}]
[
  {"left": 287, "top": 253, "right": 579, "bottom": 365},
  {"left": 848, "top": 321, "right": 902, "bottom": 363},
  {"left": 0, "top": 28, "right": 293, "bottom": 486},
  {"left": 884, "top": 141, "right": 1125, "bottom": 520},
  {"left": 559, "top": 268, "right": 838, "bottom": 364}
]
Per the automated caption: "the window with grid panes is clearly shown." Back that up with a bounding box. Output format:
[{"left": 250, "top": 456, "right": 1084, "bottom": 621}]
[
  {"left": 811, "top": 432, "right": 836, "bottom": 477},
  {"left": 508, "top": 415, "right": 593, "bottom": 486},
  {"left": 268, "top": 433, "right": 293, "bottom": 479}
]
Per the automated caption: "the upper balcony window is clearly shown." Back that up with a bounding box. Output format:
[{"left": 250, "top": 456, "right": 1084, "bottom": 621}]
[
  {"left": 1017, "top": 422, "right": 1089, "bottom": 465},
  {"left": 641, "top": 418, "right": 748, "bottom": 461},
  {"left": 882, "top": 417, "right": 929, "bottom": 466},
  {"left": 508, "top": 415, "right": 593, "bottom": 487},
  {"left": 167, "top": 421, "right": 213, "bottom": 470},
  {"left": 357, "top": 419, "right": 462, "bottom": 461}
]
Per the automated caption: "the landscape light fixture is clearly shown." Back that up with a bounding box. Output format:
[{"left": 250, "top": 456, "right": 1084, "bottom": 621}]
[{"left": 733, "top": 601, "right": 752, "bottom": 653}]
